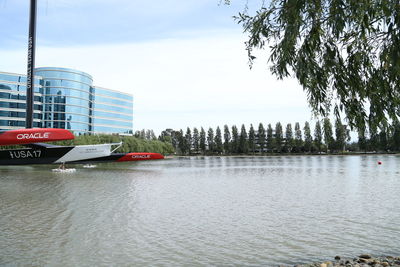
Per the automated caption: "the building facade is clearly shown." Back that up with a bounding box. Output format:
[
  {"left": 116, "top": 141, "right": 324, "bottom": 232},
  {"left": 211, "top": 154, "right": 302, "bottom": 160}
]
[{"left": 0, "top": 67, "right": 133, "bottom": 135}]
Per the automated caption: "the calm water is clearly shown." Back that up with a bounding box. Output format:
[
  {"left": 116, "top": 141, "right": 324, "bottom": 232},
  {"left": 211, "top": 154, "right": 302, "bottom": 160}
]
[{"left": 1, "top": 155, "right": 400, "bottom": 266}]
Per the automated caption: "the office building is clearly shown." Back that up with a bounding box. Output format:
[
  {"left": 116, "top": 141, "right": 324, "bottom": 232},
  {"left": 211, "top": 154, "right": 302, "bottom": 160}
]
[{"left": 0, "top": 67, "right": 133, "bottom": 135}]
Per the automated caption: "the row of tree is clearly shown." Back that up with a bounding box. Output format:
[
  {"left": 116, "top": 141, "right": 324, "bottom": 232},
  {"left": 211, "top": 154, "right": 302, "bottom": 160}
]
[
  {"left": 53, "top": 134, "right": 174, "bottom": 155},
  {"left": 157, "top": 119, "right": 400, "bottom": 155}
]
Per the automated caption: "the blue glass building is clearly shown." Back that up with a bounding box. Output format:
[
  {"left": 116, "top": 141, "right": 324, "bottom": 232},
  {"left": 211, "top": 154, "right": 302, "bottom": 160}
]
[{"left": 0, "top": 67, "right": 133, "bottom": 135}]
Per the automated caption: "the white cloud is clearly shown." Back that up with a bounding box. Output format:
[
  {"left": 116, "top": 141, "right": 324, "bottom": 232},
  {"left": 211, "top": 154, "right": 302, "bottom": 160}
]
[{"left": 0, "top": 31, "right": 314, "bottom": 134}]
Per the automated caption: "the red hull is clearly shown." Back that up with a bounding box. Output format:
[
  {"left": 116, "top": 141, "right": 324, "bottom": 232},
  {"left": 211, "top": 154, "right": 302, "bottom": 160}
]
[
  {"left": 117, "top": 152, "right": 164, "bottom": 162},
  {"left": 0, "top": 128, "right": 74, "bottom": 146}
]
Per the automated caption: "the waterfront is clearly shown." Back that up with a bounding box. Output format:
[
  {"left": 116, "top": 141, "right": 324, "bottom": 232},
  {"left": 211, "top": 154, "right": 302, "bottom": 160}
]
[{"left": 0, "top": 155, "right": 399, "bottom": 266}]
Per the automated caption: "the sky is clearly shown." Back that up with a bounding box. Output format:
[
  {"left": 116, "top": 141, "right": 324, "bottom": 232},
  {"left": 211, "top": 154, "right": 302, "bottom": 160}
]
[{"left": 0, "top": 0, "right": 319, "bottom": 135}]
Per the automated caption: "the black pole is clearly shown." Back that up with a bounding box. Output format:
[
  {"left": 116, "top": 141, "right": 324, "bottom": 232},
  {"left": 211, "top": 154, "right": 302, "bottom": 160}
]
[{"left": 26, "top": 0, "right": 37, "bottom": 129}]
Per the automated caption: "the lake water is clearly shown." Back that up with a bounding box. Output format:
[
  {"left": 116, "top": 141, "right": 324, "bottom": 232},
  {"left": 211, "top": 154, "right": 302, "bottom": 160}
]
[{"left": 1, "top": 155, "right": 399, "bottom": 266}]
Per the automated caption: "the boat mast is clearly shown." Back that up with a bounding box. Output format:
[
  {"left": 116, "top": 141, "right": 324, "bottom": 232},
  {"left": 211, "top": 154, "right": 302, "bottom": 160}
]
[{"left": 26, "top": 0, "right": 37, "bottom": 128}]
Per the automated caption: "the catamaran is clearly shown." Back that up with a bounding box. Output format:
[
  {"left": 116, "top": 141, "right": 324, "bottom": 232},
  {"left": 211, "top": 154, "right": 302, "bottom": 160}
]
[{"left": 0, "top": 0, "right": 164, "bottom": 166}]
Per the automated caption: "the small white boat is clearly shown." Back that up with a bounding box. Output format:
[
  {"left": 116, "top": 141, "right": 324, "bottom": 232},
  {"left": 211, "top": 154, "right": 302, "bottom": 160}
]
[
  {"left": 52, "top": 168, "right": 76, "bottom": 173},
  {"left": 83, "top": 164, "right": 97, "bottom": 168}
]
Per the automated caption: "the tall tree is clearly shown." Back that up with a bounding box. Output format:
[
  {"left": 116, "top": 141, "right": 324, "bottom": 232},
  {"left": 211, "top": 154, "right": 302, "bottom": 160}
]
[
  {"left": 390, "top": 122, "right": 400, "bottom": 151},
  {"left": 177, "top": 129, "right": 187, "bottom": 155},
  {"left": 248, "top": 124, "right": 256, "bottom": 154},
  {"left": 335, "top": 119, "right": 346, "bottom": 152},
  {"left": 275, "top": 122, "right": 283, "bottom": 153},
  {"left": 193, "top": 127, "right": 200, "bottom": 154},
  {"left": 358, "top": 127, "right": 368, "bottom": 152},
  {"left": 379, "top": 130, "right": 388, "bottom": 152},
  {"left": 266, "top": 123, "right": 274, "bottom": 152},
  {"left": 294, "top": 122, "right": 303, "bottom": 152},
  {"left": 303, "top": 121, "right": 312, "bottom": 152},
  {"left": 140, "top": 129, "right": 146, "bottom": 139},
  {"left": 238, "top": 124, "right": 249, "bottom": 154},
  {"left": 185, "top": 127, "right": 192, "bottom": 154},
  {"left": 231, "top": 125, "right": 239, "bottom": 154},
  {"left": 284, "top": 123, "right": 294, "bottom": 153},
  {"left": 368, "top": 126, "right": 379, "bottom": 152},
  {"left": 223, "top": 125, "right": 231, "bottom": 154},
  {"left": 314, "top": 121, "right": 323, "bottom": 153},
  {"left": 258, "top": 123, "right": 266, "bottom": 154},
  {"left": 215, "top": 126, "right": 223, "bottom": 154},
  {"left": 228, "top": 0, "right": 400, "bottom": 131},
  {"left": 207, "top": 127, "right": 215, "bottom": 153},
  {"left": 200, "top": 127, "right": 206, "bottom": 154},
  {"left": 323, "top": 118, "right": 334, "bottom": 152}
]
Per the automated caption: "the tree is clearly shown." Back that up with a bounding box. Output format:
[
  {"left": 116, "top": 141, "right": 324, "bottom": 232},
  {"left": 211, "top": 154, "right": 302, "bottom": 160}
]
[
  {"left": 238, "top": 124, "right": 249, "bottom": 154},
  {"left": 284, "top": 123, "right": 294, "bottom": 153},
  {"left": 145, "top": 129, "right": 156, "bottom": 140},
  {"left": 231, "top": 125, "right": 239, "bottom": 153},
  {"left": 207, "top": 127, "right": 215, "bottom": 153},
  {"left": 177, "top": 129, "right": 186, "bottom": 154},
  {"left": 266, "top": 123, "right": 273, "bottom": 152},
  {"left": 258, "top": 123, "right": 266, "bottom": 154},
  {"left": 215, "top": 126, "right": 223, "bottom": 154},
  {"left": 379, "top": 130, "right": 388, "bottom": 151},
  {"left": 185, "top": 127, "right": 192, "bottom": 154},
  {"left": 314, "top": 121, "right": 323, "bottom": 153},
  {"left": 193, "top": 127, "right": 200, "bottom": 153},
  {"left": 200, "top": 127, "right": 206, "bottom": 154},
  {"left": 140, "top": 129, "right": 146, "bottom": 139},
  {"left": 358, "top": 127, "right": 368, "bottom": 152},
  {"left": 303, "top": 121, "right": 312, "bottom": 152},
  {"left": 294, "top": 122, "right": 303, "bottom": 152},
  {"left": 228, "top": 0, "right": 400, "bottom": 131},
  {"left": 223, "top": 125, "right": 231, "bottom": 154},
  {"left": 335, "top": 118, "right": 346, "bottom": 152},
  {"left": 368, "top": 126, "right": 379, "bottom": 151},
  {"left": 248, "top": 124, "right": 256, "bottom": 154},
  {"left": 323, "top": 118, "right": 334, "bottom": 152},
  {"left": 390, "top": 122, "right": 400, "bottom": 151},
  {"left": 275, "top": 122, "right": 283, "bottom": 153}
]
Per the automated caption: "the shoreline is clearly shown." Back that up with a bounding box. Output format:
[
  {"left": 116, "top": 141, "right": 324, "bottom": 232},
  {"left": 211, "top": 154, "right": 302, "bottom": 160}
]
[
  {"left": 166, "top": 152, "right": 400, "bottom": 158},
  {"left": 284, "top": 255, "right": 400, "bottom": 267}
]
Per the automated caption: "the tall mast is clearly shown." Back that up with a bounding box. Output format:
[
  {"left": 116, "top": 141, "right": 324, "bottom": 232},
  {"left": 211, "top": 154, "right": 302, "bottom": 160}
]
[{"left": 26, "top": 0, "right": 37, "bottom": 128}]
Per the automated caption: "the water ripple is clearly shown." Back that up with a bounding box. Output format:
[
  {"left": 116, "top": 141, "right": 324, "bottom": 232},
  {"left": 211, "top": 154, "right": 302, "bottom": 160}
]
[{"left": 1, "top": 155, "right": 400, "bottom": 266}]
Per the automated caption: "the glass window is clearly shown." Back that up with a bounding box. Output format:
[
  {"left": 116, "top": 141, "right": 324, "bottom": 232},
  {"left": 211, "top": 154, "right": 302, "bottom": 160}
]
[
  {"left": 95, "top": 95, "right": 133, "bottom": 106},
  {"left": 93, "top": 103, "right": 133, "bottom": 113},
  {"left": 92, "top": 126, "right": 132, "bottom": 134},
  {"left": 0, "top": 102, "right": 42, "bottom": 111},
  {"left": 44, "top": 87, "right": 90, "bottom": 98},
  {"left": 43, "top": 112, "right": 89, "bottom": 124},
  {"left": 94, "top": 87, "right": 132, "bottom": 100},
  {"left": 93, "top": 118, "right": 132, "bottom": 128},
  {"left": 43, "top": 80, "right": 91, "bottom": 92},
  {"left": 0, "top": 120, "right": 41, "bottom": 128},
  {"left": 36, "top": 69, "right": 93, "bottom": 85},
  {"left": 93, "top": 110, "right": 133, "bottom": 121}
]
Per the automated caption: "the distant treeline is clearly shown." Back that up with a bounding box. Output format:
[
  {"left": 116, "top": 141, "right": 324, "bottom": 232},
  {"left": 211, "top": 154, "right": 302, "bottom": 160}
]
[
  {"left": 155, "top": 118, "right": 400, "bottom": 155},
  {"left": 54, "top": 134, "right": 174, "bottom": 155}
]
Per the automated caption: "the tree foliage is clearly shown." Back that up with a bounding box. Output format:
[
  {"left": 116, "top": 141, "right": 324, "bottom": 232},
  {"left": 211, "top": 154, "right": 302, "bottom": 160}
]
[
  {"left": 248, "top": 124, "right": 256, "bottom": 154},
  {"left": 314, "top": 120, "right": 323, "bottom": 152},
  {"left": 275, "top": 122, "right": 283, "bottom": 152},
  {"left": 303, "top": 121, "right": 313, "bottom": 152},
  {"left": 258, "top": 123, "right": 266, "bottom": 153},
  {"left": 215, "top": 126, "right": 224, "bottom": 154},
  {"left": 229, "top": 0, "right": 400, "bottom": 130},
  {"left": 223, "top": 124, "right": 231, "bottom": 153},
  {"left": 284, "top": 123, "right": 294, "bottom": 152},
  {"left": 239, "top": 124, "right": 249, "bottom": 153}
]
